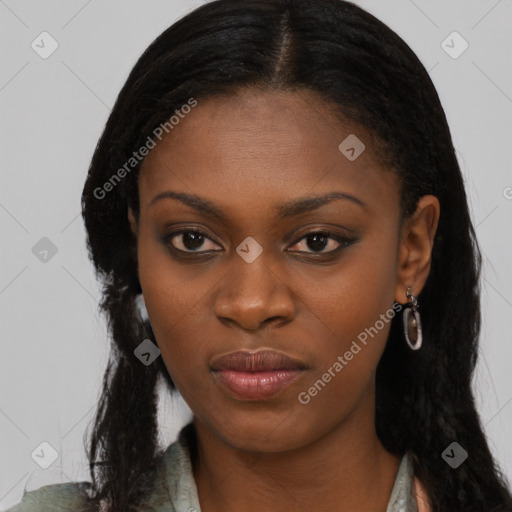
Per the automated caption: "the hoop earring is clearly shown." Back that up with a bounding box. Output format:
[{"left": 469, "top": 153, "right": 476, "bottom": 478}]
[{"left": 403, "top": 287, "right": 422, "bottom": 351}]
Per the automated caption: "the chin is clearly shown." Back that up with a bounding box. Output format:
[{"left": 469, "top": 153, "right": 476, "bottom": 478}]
[{"left": 203, "top": 409, "right": 315, "bottom": 454}]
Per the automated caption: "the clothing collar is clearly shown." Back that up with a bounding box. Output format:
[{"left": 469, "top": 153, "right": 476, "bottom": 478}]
[{"left": 159, "top": 423, "right": 420, "bottom": 512}]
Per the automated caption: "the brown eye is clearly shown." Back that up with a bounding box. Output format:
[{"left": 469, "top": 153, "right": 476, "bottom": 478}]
[
  {"left": 166, "top": 229, "right": 221, "bottom": 253},
  {"left": 289, "top": 231, "right": 355, "bottom": 254}
]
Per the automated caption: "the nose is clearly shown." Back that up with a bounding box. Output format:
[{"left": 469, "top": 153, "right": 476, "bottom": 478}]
[{"left": 213, "top": 250, "right": 295, "bottom": 331}]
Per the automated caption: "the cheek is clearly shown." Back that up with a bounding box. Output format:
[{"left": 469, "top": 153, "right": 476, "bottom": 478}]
[
  {"left": 141, "top": 279, "right": 211, "bottom": 403},
  {"left": 135, "top": 227, "right": 224, "bottom": 396},
  {"left": 298, "top": 233, "right": 398, "bottom": 396},
  {"left": 307, "top": 233, "right": 398, "bottom": 343},
  {"left": 136, "top": 230, "right": 195, "bottom": 352}
]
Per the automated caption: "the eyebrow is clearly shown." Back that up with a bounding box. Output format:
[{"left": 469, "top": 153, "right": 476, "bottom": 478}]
[{"left": 148, "top": 190, "right": 367, "bottom": 220}]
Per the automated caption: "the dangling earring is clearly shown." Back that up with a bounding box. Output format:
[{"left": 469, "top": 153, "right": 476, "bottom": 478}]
[
  {"left": 135, "top": 293, "right": 149, "bottom": 321},
  {"left": 403, "top": 287, "right": 422, "bottom": 351}
]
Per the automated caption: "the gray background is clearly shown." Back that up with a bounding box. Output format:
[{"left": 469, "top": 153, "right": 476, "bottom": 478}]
[{"left": 1, "top": 0, "right": 511, "bottom": 508}]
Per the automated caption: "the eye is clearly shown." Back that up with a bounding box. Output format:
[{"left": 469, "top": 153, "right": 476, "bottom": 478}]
[
  {"left": 288, "top": 231, "right": 355, "bottom": 254},
  {"left": 163, "top": 228, "right": 356, "bottom": 258},
  {"left": 165, "top": 229, "right": 222, "bottom": 253}
]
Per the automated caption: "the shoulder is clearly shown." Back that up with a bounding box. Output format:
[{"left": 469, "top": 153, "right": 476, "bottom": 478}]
[
  {"left": 3, "top": 481, "right": 95, "bottom": 512},
  {"left": 4, "top": 424, "right": 197, "bottom": 512}
]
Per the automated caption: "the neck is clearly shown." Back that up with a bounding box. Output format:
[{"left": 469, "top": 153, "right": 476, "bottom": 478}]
[{"left": 190, "top": 387, "right": 402, "bottom": 512}]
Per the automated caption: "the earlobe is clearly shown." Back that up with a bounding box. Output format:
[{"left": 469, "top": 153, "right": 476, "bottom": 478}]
[{"left": 394, "top": 195, "right": 440, "bottom": 303}]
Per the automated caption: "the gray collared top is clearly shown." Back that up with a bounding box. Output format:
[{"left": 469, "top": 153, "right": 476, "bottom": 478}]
[{"left": 5, "top": 424, "right": 419, "bottom": 512}]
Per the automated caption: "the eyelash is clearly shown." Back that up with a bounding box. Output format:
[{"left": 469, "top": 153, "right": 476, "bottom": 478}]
[{"left": 163, "top": 228, "right": 357, "bottom": 258}]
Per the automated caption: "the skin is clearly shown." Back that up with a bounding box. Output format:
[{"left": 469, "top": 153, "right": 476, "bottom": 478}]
[{"left": 128, "top": 87, "right": 440, "bottom": 512}]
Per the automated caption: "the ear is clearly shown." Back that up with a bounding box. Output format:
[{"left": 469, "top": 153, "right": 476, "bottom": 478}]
[
  {"left": 394, "top": 195, "right": 440, "bottom": 304},
  {"left": 128, "top": 207, "right": 138, "bottom": 237}
]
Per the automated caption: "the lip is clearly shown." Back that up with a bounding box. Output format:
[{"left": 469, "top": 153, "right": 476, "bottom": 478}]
[{"left": 210, "top": 350, "right": 307, "bottom": 401}]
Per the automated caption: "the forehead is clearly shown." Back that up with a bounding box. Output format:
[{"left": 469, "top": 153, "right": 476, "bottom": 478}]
[{"left": 138, "top": 88, "right": 399, "bottom": 218}]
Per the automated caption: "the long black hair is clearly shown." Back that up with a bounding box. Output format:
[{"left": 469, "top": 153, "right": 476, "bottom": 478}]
[{"left": 81, "top": 1, "right": 512, "bottom": 510}]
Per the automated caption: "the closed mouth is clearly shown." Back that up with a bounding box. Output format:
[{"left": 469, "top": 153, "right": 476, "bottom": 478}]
[{"left": 210, "top": 349, "right": 307, "bottom": 372}]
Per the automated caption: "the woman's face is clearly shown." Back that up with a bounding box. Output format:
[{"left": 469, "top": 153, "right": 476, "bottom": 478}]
[{"left": 130, "top": 88, "right": 406, "bottom": 452}]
